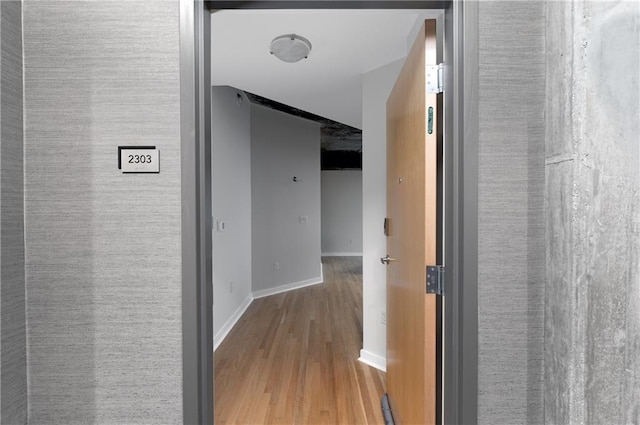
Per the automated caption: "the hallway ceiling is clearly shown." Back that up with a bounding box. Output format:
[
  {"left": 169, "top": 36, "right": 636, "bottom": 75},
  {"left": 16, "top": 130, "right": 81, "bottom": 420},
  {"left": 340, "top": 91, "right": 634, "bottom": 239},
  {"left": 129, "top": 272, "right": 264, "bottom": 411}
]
[{"left": 211, "top": 9, "right": 436, "bottom": 130}]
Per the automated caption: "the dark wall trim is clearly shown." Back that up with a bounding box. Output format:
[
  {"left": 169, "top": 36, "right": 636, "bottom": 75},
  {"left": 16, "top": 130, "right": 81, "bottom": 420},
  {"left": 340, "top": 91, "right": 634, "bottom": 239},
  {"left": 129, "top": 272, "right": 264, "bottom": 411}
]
[
  {"left": 443, "top": 1, "right": 479, "bottom": 424},
  {"left": 198, "top": 5, "right": 214, "bottom": 424},
  {"left": 180, "top": 1, "right": 213, "bottom": 424},
  {"left": 460, "top": 1, "right": 479, "bottom": 422}
]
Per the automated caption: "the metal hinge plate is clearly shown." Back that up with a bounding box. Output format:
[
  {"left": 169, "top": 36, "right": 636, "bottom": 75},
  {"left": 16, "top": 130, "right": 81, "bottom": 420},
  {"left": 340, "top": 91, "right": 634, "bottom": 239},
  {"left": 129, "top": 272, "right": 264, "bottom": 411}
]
[
  {"left": 426, "top": 63, "right": 444, "bottom": 94},
  {"left": 426, "top": 265, "right": 445, "bottom": 295}
]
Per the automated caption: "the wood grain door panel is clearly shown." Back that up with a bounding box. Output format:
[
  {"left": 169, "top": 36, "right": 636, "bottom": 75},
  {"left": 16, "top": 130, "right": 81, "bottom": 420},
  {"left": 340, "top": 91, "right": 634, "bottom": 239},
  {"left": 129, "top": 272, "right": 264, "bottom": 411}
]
[{"left": 386, "top": 19, "right": 439, "bottom": 425}]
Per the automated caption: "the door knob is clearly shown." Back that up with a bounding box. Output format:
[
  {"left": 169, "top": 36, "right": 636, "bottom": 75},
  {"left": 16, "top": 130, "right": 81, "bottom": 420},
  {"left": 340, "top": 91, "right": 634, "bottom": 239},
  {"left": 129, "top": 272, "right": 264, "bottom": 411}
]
[{"left": 380, "top": 255, "right": 396, "bottom": 265}]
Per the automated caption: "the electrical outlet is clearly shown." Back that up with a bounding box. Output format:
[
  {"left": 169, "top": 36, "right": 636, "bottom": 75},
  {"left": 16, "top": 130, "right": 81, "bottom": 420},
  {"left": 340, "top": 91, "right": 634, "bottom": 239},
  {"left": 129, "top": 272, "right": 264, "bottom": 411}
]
[
  {"left": 274, "top": 262, "right": 280, "bottom": 270},
  {"left": 381, "top": 311, "right": 387, "bottom": 325},
  {"left": 229, "top": 281, "right": 233, "bottom": 293}
]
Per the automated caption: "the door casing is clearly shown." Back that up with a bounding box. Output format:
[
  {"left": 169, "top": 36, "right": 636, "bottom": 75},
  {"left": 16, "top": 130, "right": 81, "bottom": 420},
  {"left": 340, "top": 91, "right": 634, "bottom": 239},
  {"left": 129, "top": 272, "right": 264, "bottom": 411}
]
[{"left": 179, "top": 1, "right": 480, "bottom": 424}]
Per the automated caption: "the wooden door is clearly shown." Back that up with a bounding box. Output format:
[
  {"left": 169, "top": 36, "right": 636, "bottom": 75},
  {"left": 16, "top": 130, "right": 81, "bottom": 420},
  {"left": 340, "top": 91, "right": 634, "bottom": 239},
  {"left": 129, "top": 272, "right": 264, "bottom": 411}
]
[{"left": 385, "top": 19, "right": 440, "bottom": 425}]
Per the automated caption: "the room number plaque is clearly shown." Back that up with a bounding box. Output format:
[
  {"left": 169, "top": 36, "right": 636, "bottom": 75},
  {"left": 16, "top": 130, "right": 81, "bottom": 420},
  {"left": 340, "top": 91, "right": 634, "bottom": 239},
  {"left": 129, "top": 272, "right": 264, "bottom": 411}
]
[{"left": 118, "top": 146, "right": 160, "bottom": 173}]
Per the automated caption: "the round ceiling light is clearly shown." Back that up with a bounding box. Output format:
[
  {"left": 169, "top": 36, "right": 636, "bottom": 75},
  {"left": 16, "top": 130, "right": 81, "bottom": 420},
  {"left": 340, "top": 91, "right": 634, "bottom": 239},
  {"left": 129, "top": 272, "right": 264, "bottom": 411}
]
[{"left": 270, "top": 34, "right": 312, "bottom": 63}]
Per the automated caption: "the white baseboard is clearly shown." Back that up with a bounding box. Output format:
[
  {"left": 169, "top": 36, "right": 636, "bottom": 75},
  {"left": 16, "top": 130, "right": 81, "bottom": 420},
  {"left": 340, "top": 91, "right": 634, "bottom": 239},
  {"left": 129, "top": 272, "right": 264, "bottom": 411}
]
[
  {"left": 358, "top": 349, "right": 387, "bottom": 372},
  {"left": 321, "top": 252, "right": 363, "bottom": 257},
  {"left": 215, "top": 264, "right": 324, "bottom": 348},
  {"left": 252, "top": 274, "right": 323, "bottom": 299},
  {"left": 214, "top": 295, "right": 253, "bottom": 351}
]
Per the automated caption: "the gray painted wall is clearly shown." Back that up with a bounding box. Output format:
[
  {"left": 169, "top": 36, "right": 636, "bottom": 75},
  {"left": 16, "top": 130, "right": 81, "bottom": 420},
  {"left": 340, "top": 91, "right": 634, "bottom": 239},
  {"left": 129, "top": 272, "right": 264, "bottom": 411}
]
[
  {"left": 545, "top": 2, "right": 640, "bottom": 424},
  {"left": 211, "top": 86, "right": 252, "bottom": 348},
  {"left": 477, "top": 2, "right": 545, "bottom": 424},
  {"left": 0, "top": 1, "right": 27, "bottom": 423},
  {"left": 23, "top": 1, "right": 183, "bottom": 423},
  {"left": 321, "top": 170, "right": 363, "bottom": 256},
  {"left": 251, "top": 105, "right": 321, "bottom": 295}
]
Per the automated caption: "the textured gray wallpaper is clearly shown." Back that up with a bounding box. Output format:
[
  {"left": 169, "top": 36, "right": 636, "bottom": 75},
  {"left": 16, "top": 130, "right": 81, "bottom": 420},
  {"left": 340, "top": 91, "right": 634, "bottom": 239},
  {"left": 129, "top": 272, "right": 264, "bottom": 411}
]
[
  {"left": 0, "top": 1, "right": 27, "bottom": 424},
  {"left": 545, "top": 2, "right": 640, "bottom": 424},
  {"left": 477, "top": 2, "right": 545, "bottom": 424},
  {"left": 23, "top": 1, "right": 183, "bottom": 423}
]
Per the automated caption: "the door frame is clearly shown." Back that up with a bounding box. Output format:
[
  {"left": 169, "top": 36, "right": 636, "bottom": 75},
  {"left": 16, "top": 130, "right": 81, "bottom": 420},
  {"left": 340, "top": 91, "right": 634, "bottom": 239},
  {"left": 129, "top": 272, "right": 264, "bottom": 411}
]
[
  {"left": 180, "top": 1, "right": 213, "bottom": 424},
  {"left": 179, "top": 1, "right": 480, "bottom": 424}
]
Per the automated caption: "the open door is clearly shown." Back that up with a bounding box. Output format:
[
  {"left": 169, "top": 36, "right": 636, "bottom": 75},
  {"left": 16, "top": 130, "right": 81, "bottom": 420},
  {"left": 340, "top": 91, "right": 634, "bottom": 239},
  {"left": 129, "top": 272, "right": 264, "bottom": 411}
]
[{"left": 384, "top": 19, "right": 441, "bottom": 425}]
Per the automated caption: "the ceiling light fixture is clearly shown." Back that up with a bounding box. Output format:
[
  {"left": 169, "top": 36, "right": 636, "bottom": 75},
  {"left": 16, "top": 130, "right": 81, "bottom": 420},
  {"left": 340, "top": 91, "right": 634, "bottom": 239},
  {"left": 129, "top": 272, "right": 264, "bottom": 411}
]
[{"left": 270, "top": 34, "right": 312, "bottom": 63}]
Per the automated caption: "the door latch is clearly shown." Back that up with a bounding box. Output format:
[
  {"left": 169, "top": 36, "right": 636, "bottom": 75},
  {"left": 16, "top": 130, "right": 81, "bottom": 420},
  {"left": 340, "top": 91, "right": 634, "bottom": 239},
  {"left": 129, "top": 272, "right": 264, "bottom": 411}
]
[{"left": 381, "top": 255, "right": 396, "bottom": 265}]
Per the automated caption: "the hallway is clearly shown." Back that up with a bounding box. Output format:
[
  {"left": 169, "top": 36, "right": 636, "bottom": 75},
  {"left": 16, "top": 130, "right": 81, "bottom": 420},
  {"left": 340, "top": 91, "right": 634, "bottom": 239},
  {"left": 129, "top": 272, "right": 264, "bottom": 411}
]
[{"left": 214, "top": 257, "right": 385, "bottom": 424}]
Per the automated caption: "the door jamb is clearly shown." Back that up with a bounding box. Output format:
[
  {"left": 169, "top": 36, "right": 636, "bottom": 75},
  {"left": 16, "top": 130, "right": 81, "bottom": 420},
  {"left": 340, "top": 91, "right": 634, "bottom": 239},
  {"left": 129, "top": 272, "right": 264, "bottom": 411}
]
[
  {"left": 443, "top": 2, "right": 479, "bottom": 424},
  {"left": 180, "top": 1, "right": 213, "bottom": 424},
  {"left": 180, "top": 1, "right": 479, "bottom": 424}
]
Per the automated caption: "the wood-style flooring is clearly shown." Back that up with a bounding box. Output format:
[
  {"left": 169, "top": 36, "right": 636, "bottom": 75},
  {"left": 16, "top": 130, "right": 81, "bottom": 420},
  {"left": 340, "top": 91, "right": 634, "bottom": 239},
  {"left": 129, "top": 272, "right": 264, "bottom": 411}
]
[{"left": 214, "top": 256, "right": 386, "bottom": 425}]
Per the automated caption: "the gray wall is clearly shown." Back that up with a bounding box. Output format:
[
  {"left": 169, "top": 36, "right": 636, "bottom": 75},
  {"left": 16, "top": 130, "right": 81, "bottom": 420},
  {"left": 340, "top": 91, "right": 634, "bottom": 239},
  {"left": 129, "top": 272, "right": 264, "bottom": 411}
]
[
  {"left": 545, "top": 2, "right": 640, "bottom": 424},
  {"left": 477, "top": 2, "right": 545, "bottom": 424},
  {"left": 23, "top": 1, "right": 183, "bottom": 423},
  {"left": 0, "top": 1, "right": 27, "bottom": 423},
  {"left": 251, "top": 105, "right": 321, "bottom": 296},
  {"left": 321, "top": 170, "right": 363, "bottom": 256},
  {"left": 211, "top": 86, "right": 252, "bottom": 348}
]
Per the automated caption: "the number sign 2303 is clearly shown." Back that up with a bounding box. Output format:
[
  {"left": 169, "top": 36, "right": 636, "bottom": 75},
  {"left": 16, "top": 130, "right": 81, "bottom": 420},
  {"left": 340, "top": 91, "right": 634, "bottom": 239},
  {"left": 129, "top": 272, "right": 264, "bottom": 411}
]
[
  {"left": 129, "top": 153, "right": 152, "bottom": 164},
  {"left": 119, "top": 147, "right": 160, "bottom": 173}
]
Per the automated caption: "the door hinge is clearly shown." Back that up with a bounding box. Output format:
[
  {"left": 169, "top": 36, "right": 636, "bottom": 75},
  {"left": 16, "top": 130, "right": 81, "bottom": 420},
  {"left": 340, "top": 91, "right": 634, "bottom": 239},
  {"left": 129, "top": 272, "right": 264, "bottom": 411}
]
[
  {"left": 426, "top": 63, "right": 444, "bottom": 94},
  {"left": 426, "top": 265, "right": 445, "bottom": 295}
]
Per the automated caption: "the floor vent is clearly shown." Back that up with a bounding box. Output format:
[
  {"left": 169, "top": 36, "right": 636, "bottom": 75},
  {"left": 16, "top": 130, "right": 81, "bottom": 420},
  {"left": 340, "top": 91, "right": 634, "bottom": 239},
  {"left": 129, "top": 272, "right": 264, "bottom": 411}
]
[{"left": 381, "top": 393, "right": 395, "bottom": 425}]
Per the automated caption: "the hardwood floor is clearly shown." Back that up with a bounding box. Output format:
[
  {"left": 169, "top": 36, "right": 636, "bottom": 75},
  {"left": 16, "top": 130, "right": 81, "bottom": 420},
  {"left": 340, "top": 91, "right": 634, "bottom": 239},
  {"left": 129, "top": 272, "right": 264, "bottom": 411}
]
[{"left": 214, "top": 257, "right": 386, "bottom": 425}]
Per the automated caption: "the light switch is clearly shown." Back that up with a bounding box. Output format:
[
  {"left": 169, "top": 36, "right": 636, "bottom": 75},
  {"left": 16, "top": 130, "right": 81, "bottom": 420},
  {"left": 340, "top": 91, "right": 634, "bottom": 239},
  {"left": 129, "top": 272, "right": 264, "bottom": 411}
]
[{"left": 216, "top": 220, "right": 226, "bottom": 232}]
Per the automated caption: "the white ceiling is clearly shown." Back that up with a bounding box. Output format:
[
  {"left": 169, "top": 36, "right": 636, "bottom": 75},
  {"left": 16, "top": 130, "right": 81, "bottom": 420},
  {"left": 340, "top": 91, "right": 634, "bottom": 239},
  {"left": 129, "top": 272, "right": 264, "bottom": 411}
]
[{"left": 211, "top": 10, "right": 437, "bottom": 129}]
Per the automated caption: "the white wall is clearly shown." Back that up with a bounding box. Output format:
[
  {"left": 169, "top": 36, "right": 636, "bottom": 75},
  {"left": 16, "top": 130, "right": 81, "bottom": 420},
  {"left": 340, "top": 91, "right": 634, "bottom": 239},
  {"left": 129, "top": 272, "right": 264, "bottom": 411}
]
[
  {"left": 251, "top": 105, "right": 322, "bottom": 297},
  {"left": 360, "top": 59, "right": 404, "bottom": 371},
  {"left": 321, "top": 170, "right": 363, "bottom": 256},
  {"left": 211, "top": 86, "right": 253, "bottom": 349}
]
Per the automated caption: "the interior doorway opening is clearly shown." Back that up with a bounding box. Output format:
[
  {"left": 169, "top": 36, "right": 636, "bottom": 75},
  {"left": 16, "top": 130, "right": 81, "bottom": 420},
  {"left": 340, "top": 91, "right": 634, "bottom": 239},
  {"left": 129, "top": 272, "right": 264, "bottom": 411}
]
[
  {"left": 181, "top": 1, "right": 473, "bottom": 424},
  {"left": 209, "top": 7, "right": 443, "bottom": 424}
]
